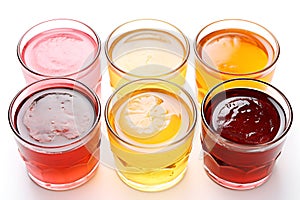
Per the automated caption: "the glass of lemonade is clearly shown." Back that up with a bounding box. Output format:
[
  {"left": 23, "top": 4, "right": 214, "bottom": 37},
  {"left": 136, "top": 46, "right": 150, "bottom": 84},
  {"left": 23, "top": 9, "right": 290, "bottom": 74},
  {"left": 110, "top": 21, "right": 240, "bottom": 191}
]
[
  {"left": 8, "top": 78, "right": 101, "bottom": 190},
  {"left": 17, "top": 18, "right": 101, "bottom": 94},
  {"left": 194, "top": 19, "right": 280, "bottom": 103},
  {"left": 105, "top": 79, "right": 197, "bottom": 191},
  {"left": 105, "top": 19, "right": 190, "bottom": 89},
  {"left": 200, "top": 78, "right": 293, "bottom": 190}
]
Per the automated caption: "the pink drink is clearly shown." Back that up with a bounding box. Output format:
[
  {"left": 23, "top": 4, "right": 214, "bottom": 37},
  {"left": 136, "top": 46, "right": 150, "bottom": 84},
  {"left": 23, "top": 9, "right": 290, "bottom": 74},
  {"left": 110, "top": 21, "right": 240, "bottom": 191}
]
[
  {"left": 22, "top": 28, "right": 97, "bottom": 76},
  {"left": 17, "top": 19, "right": 101, "bottom": 93}
]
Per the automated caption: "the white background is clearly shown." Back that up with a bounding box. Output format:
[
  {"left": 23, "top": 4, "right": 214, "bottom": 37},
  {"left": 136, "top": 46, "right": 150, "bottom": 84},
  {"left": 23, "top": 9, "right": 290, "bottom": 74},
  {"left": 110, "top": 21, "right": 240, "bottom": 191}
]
[{"left": 1, "top": 0, "right": 299, "bottom": 199}]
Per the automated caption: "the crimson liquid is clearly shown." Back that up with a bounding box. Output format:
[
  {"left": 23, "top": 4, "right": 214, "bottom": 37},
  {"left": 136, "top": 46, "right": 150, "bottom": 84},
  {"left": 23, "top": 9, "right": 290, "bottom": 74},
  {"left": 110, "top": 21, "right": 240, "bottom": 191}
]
[
  {"left": 15, "top": 87, "right": 100, "bottom": 189},
  {"left": 201, "top": 88, "right": 286, "bottom": 188}
]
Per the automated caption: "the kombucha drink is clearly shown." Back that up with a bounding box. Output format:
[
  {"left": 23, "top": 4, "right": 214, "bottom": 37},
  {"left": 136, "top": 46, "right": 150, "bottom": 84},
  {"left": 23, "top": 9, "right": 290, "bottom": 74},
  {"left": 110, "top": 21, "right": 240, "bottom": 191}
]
[
  {"left": 106, "top": 80, "right": 196, "bottom": 191},
  {"left": 17, "top": 19, "right": 101, "bottom": 93},
  {"left": 201, "top": 79, "right": 292, "bottom": 190},
  {"left": 105, "top": 19, "right": 189, "bottom": 89},
  {"left": 195, "top": 20, "right": 279, "bottom": 102},
  {"left": 110, "top": 47, "right": 187, "bottom": 88},
  {"left": 9, "top": 79, "right": 101, "bottom": 190},
  {"left": 21, "top": 28, "right": 98, "bottom": 76}
]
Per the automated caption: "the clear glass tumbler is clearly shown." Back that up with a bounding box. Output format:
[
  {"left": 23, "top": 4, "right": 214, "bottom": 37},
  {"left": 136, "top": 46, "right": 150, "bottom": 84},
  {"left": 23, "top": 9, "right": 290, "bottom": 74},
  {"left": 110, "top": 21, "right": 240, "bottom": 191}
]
[
  {"left": 194, "top": 19, "right": 280, "bottom": 103},
  {"left": 8, "top": 78, "right": 101, "bottom": 190},
  {"left": 200, "top": 78, "right": 292, "bottom": 190},
  {"left": 105, "top": 19, "right": 190, "bottom": 89},
  {"left": 17, "top": 18, "right": 101, "bottom": 94},
  {"left": 105, "top": 78, "right": 197, "bottom": 191}
]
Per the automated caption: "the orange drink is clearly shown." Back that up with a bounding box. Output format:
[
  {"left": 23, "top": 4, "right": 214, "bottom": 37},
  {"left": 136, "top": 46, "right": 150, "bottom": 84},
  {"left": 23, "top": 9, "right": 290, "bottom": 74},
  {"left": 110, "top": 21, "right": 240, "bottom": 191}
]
[{"left": 194, "top": 19, "right": 280, "bottom": 103}]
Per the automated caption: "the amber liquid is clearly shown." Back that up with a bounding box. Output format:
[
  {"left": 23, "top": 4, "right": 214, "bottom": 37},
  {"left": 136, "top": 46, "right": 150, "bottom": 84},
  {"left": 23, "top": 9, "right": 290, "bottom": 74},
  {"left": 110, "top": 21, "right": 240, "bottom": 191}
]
[
  {"left": 107, "top": 29, "right": 188, "bottom": 89},
  {"left": 107, "top": 88, "right": 194, "bottom": 191},
  {"left": 195, "top": 28, "right": 276, "bottom": 102}
]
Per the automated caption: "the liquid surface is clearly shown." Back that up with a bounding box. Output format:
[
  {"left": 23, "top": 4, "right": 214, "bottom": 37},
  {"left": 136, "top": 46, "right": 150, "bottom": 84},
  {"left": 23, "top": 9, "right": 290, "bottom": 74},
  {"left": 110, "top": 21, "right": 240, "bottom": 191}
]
[
  {"left": 22, "top": 28, "right": 97, "bottom": 76},
  {"left": 114, "top": 48, "right": 183, "bottom": 76},
  {"left": 197, "top": 28, "right": 274, "bottom": 74},
  {"left": 205, "top": 88, "right": 283, "bottom": 144},
  {"left": 110, "top": 88, "right": 191, "bottom": 145},
  {"left": 108, "top": 29, "right": 188, "bottom": 88},
  {"left": 17, "top": 88, "right": 95, "bottom": 146}
]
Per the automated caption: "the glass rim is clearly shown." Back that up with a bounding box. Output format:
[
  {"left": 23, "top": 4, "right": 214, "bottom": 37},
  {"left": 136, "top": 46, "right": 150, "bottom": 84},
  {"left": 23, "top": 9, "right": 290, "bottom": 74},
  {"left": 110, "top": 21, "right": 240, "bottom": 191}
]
[
  {"left": 104, "top": 18, "right": 190, "bottom": 78},
  {"left": 104, "top": 78, "right": 197, "bottom": 149},
  {"left": 8, "top": 77, "right": 101, "bottom": 151},
  {"left": 201, "top": 78, "right": 293, "bottom": 151},
  {"left": 17, "top": 18, "right": 101, "bottom": 78},
  {"left": 194, "top": 18, "right": 280, "bottom": 76}
]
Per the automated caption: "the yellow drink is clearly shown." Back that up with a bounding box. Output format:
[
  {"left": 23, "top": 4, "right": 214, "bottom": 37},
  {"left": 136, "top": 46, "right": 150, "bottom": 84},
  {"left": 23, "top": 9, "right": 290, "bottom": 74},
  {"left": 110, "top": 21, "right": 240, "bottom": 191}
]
[
  {"left": 105, "top": 19, "right": 189, "bottom": 89},
  {"left": 105, "top": 80, "right": 196, "bottom": 191}
]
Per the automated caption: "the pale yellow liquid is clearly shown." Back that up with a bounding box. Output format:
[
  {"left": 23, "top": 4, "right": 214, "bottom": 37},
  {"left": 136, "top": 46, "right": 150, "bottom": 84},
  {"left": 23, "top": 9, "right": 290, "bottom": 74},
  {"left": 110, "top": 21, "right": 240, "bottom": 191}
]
[
  {"left": 107, "top": 29, "right": 188, "bottom": 89},
  {"left": 107, "top": 88, "right": 194, "bottom": 191}
]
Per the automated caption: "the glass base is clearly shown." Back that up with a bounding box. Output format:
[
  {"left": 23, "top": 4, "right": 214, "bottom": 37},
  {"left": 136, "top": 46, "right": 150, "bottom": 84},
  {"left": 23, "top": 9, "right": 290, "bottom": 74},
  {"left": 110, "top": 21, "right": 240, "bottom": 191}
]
[
  {"left": 28, "top": 162, "right": 99, "bottom": 191},
  {"left": 204, "top": 168, "right": 271, "bottom": 190},
  {"left": 117, "top": 168, "right": 187, "bottom": 192}
]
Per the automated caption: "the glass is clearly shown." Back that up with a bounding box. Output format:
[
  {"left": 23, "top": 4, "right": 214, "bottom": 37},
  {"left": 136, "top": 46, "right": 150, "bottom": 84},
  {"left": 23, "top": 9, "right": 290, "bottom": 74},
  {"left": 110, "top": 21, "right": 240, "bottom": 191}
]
[
  {"left": 105, "top": 19, "right": 190, "bottom": 89},
  {"left": 8, "top": 78, "right": 101, "bottom": 190},
  {"left": 17, "top": 18, "right": 101, "bottom": 94},
  {"left": 200, "top": 78, "right": 293, "bottom": 190},
  {"left": 194, "top": 19, "right": 280, "bottom": 103},
  {"left": 105, "top": 79, "right": 197, "bottom": 191}
]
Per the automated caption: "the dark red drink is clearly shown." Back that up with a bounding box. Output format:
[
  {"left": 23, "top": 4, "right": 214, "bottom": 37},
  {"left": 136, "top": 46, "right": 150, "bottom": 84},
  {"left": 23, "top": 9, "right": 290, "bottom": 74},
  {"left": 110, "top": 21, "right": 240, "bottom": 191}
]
[{"left": 201, "top": 84, "right": 291, "bottom": 190}]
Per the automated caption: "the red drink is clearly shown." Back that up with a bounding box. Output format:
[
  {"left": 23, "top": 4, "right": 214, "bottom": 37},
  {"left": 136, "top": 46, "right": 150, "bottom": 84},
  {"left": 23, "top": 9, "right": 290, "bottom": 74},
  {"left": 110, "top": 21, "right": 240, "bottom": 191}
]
[
  {"left": 9, "top": 79, "right": 101, "bottom": 190},
  {"left": 201, "top": 80, "right": 292, "bottom": 190}
]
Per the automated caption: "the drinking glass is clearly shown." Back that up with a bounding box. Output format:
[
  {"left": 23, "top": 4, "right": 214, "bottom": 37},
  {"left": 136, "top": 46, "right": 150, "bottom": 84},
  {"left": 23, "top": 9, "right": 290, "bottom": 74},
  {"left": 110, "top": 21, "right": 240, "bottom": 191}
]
[
  {"left": 105, "top": 79, "right": 197, "bottom": 191},
  {"left": 105, "top": 19, "right": 190, "bottom": 89},
  {"left": 8, "top": 78, "right": 101, "bottom": 190},
  {"left": 200, "top": 78, "right": 293, "bottom": 190},
  {"left": 17, "top": 18, "right": 101, "bottom": 94},
  {"left": 194, "top": 19, "right": 280, "bottom": 102}
]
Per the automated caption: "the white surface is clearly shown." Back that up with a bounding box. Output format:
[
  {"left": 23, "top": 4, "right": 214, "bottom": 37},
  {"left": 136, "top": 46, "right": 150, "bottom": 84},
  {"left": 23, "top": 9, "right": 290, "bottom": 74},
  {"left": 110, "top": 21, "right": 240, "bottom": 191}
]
[{"left": 1, "top": 0, "right": 299, "bottom": 199}]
